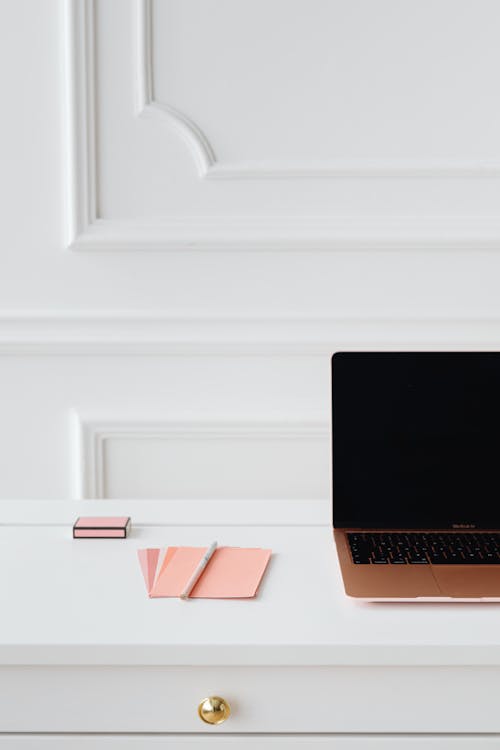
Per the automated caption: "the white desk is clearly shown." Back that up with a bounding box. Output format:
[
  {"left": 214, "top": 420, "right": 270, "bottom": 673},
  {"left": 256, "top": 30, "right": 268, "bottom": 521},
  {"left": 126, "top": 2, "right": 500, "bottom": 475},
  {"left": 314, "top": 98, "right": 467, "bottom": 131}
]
[{"left": 1, "top": 501, "right": 500, "bottom": 747}]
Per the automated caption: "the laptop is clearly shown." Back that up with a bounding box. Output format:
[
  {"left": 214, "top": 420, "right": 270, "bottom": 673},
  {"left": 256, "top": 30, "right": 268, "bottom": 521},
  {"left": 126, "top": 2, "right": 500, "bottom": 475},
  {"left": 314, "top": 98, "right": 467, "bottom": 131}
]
[{"left": 332, "top": 351, "right": 500, "bottom": 600}]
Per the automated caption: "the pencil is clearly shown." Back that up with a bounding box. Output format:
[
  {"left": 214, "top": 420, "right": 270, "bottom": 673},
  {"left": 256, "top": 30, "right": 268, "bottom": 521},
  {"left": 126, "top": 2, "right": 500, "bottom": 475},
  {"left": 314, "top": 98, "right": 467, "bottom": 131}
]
[{"left": 180, "top": 541, "right": 218, "bottom": 599}]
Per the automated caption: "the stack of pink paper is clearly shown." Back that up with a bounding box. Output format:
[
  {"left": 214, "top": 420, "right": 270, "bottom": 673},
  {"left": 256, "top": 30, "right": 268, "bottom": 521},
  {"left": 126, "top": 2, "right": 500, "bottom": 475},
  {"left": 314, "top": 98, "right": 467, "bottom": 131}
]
[{"left": 138, "top": 545, "right": 272, "bottom": 599}]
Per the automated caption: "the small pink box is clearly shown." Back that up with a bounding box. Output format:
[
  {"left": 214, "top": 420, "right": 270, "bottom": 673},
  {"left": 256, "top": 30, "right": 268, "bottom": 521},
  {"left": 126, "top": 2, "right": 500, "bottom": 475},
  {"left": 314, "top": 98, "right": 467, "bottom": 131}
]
[{"left": 73, "top": 516, "right": 131, "bottom": 539}]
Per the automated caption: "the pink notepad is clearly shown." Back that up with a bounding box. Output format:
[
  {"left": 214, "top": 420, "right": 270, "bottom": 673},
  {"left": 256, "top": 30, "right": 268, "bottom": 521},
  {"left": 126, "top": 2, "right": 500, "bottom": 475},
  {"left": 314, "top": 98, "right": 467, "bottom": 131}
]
[{"left": 138, "top": 546, "right": 272, "bottom": 598}]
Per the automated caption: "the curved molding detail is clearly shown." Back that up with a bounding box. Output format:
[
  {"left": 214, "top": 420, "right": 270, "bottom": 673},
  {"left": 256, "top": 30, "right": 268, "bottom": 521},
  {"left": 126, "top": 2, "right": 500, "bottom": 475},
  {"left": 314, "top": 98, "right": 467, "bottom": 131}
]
[
  {"left": 136, "top": 0, "right": 216, "bottom": 177},
  {"left": 136, "top": 0, "right": 500, "bottom": 180}
]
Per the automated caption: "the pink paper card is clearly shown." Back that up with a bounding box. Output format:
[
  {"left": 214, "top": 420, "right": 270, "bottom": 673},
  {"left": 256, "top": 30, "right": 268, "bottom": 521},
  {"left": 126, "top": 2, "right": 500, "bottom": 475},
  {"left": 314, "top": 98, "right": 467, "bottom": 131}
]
[
  {"left": 190, "top": 547, "right": 272, "bottom": 598},
  {"left": 137, "top": 548, "right": 160, "bottom": 593},
  {"left": 137, "top": 546, "right": 272, "bottom": 599}
]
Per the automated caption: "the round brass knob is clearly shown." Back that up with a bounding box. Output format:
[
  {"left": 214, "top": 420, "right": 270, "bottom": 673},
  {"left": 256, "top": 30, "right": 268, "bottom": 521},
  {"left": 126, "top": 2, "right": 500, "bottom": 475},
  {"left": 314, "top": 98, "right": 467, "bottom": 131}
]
[{"left": 198, "top": 696, "right": 231, "bottom": 725}]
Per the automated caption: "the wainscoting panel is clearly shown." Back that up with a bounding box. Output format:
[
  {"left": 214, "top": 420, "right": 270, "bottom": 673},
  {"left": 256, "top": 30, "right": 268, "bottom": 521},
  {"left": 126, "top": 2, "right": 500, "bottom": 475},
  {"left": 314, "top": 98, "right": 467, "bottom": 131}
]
[
  {"left": 74, "top": 417, "right": 329, "bottom": 500},
  {"left": 144, "top": 0, "right": 500, "bottom": 178},
  {"left": 0, "top": 315, "right": 498, "bottom": 500}
]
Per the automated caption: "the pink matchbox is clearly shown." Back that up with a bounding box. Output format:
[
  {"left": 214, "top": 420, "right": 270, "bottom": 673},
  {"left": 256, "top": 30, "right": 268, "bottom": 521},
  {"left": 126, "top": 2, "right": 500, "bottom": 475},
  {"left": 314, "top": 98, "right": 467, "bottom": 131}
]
[{"left": 73, "top": 516, "right": 131, "bottom": 539}]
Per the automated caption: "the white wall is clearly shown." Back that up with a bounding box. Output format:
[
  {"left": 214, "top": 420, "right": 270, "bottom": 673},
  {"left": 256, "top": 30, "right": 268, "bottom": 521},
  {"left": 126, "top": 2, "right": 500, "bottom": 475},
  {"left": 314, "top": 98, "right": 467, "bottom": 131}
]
[{"left": 1, "top": 0, "right": 500, "bottom": 501}]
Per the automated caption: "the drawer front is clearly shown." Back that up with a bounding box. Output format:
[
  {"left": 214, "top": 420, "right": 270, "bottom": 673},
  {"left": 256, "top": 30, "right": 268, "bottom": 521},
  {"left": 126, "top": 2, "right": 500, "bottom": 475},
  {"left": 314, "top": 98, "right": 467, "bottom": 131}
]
[
  {"left": 0, "top": 739, "right": 499, "bottom": 749},
  {"left": 1, "top": 666, "right": 500, "bottom": 733}
]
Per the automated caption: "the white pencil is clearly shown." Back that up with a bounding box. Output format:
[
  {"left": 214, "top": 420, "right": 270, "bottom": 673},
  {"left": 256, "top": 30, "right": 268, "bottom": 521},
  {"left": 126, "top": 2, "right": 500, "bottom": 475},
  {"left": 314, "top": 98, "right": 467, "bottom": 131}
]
[{"left": 180, "top": 541, "right": 218, "bottom": 600}]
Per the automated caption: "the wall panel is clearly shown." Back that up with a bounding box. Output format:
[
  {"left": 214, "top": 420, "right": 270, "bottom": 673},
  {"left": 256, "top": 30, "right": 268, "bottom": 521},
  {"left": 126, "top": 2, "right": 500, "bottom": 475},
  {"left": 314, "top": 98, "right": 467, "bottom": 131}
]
[
  {"left": 0, "top": 315, "right": 498, "bottom": 499},
  {"left": 67, "top": 0, "right": 500, "bottom": 251},
  {"left": 75, "top": 416, "right": 328, "bottom": 500},
  {"left": 1, "top": 1, "right": 500, "bottom": 503}
]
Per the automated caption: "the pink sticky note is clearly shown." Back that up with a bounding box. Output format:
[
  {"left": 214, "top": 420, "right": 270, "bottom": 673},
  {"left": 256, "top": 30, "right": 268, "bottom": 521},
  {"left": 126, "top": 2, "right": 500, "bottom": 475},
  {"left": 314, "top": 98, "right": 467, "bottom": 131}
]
[{"left": 143, "top": 546, "right": 272, "bottom": 599}]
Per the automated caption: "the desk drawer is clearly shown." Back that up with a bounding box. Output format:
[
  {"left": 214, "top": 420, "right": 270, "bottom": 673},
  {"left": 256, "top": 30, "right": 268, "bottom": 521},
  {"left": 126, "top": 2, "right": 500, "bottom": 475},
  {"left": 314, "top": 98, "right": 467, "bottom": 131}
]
[{"left": 1, "top": 666, "right": 500, "bottom": 733}]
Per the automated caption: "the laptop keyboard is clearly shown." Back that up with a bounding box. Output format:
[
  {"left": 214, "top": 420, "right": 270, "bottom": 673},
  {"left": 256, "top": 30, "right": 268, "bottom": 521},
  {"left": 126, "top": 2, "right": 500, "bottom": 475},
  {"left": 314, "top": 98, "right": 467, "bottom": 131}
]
[{"left": 347, "top": 532, "right": 500, "bottom": 564}]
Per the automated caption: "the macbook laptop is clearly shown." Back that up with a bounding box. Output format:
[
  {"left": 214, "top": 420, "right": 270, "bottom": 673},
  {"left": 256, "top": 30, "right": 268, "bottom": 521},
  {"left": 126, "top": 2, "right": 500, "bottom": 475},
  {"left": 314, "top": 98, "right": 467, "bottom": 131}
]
[{"left": 332, "top": 352, "right": 500, "bottom": 600}]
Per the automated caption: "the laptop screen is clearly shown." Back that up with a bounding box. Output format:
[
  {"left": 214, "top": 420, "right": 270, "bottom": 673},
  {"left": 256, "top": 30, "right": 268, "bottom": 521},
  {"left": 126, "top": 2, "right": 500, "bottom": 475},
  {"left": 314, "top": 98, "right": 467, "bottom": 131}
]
[{"left": 332, "top": 352, "right": 500, "bottom": 530}]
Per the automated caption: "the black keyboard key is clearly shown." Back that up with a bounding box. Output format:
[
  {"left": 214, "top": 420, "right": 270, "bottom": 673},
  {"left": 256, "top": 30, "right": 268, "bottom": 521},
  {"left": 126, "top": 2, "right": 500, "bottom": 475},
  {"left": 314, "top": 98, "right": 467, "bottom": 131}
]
[{"left": 483, "top": 553, "right": 500, "bottom": 563}]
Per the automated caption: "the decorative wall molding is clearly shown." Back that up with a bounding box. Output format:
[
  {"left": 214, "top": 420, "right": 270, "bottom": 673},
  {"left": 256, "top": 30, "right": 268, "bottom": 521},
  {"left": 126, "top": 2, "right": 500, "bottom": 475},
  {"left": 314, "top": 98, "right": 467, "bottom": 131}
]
[
  {"left": 136, "top": 0, "right": 500, "bottom": 181},
  {"left": 135, "top": 0, "right": 216, "bottom": 178},
  {"left": 64, "top": 0, "right": 97, "bottom": 250},
  {"left": 2, "top": 313, "right": 500, "bottom": 355},
  {"left": 68, "top": 215, "right": 500, "bottom": 253},
  {"left": 72, "top": 413, "right": 329, "bottom": 500},
  {"left": 64, "top": 0, "right": 500, "bottom": 252}
]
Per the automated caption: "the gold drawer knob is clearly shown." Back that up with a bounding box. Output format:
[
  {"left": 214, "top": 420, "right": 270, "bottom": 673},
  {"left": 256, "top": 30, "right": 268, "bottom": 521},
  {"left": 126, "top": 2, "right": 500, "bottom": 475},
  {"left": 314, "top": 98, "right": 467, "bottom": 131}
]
[{"left": 198, "top": 696, "right": 231, "bottom": 725}]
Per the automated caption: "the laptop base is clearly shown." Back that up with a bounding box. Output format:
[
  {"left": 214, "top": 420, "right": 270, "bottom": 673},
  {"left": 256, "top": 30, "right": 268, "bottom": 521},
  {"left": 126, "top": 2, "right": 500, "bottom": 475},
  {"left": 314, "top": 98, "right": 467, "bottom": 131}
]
[{"left": 335, "top": 530, "right": 500, "bottom": 600}]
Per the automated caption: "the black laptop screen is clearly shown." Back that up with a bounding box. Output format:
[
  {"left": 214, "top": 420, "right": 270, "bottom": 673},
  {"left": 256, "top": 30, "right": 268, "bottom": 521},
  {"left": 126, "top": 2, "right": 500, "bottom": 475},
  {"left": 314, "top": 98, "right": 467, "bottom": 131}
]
[{"left": 332, "top": 352, "right": 500, "bottom": 530}]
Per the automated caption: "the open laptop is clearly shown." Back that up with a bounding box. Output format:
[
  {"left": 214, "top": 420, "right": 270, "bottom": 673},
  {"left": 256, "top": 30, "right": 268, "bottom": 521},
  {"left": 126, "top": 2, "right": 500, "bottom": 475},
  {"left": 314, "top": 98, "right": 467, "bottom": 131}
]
[{"left": 332, "top": 351, "right": 500, "bottom": 600}]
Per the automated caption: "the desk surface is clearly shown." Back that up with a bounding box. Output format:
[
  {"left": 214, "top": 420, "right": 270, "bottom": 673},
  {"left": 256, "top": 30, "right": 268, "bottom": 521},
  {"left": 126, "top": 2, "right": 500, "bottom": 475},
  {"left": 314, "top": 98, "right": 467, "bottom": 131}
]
[{"left": 1, "top": 500, "right": 500, "bottom": 667}]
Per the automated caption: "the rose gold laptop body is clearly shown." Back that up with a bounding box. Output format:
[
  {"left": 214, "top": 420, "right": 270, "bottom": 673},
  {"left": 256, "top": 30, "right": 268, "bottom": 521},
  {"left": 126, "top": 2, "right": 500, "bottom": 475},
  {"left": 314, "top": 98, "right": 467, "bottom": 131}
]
[{"left": 334, "top": 528, "right": 500, "bottom": 600}]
